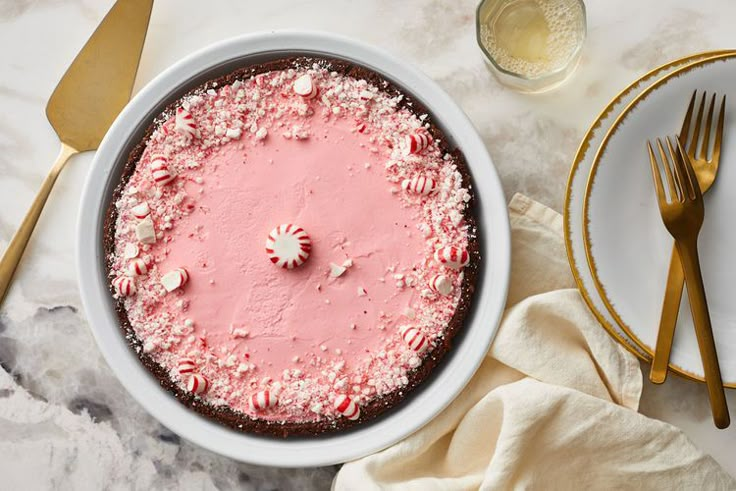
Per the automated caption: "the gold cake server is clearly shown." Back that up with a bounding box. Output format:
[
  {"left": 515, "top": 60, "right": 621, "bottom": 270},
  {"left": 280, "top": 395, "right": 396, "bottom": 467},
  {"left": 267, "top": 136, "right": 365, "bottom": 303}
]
[{"left": 0, "top": 0, "right": 154, "bottom": 305}]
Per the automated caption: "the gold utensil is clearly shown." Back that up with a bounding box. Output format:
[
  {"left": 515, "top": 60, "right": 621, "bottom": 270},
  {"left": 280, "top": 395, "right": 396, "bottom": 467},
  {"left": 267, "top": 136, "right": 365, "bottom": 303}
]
[
  {"left": 650, "top": 91, "right": 726, "bottom": 384},
  {"left": 0, "top": 0, "right": 154, "bottom": 305},
  {"left": 647, "top": 136, "right": 729, "bottom": 428}
]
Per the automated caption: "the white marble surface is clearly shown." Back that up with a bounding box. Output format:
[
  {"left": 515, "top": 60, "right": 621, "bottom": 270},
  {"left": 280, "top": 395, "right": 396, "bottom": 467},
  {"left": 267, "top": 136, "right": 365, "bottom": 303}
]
[{"left": 2, "top": 0, "right": 736, "bottom": 488}]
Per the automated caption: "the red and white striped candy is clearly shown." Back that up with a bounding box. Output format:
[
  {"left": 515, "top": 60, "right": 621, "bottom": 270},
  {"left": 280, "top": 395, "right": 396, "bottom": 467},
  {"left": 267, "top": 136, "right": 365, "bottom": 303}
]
[
  {"left": 334, "top": 395, "right": 360, "bottom": 420},
  {"left": 249, "top": 390, "right": 278, "bottom": 411},
  {"left": 112, "top": 276, "right": 136, "bottom": 297},
  {"left": 161, "top": 268, "right": 189, "bottom": 292},
  {"left": 429, "top": 274, "right": 453, "bottom": 296},
  {"left": 401, "top": 175, "right": 438, "bottom": 195},
  {"left": 187, "top": 373, "right": 209, "bottom": 395},
  {"left": 177, "top": 358, "right": 196, "bottom": 375},
  {"left": 127, "top": 258, "right": 148, "bottom": 277},
  {"left": 293, "top": 74, "right": 318, "bottom": 99},
  {"left": 399, "top": 326, "right": 428, "bottom": 353},
  {"left": 434, "top": 246, "right": 469, "bottom": 270},
  {"left": 402, "top": 132, "right": 433, "bottom": 155},
  {"left": 175, "top": 107, "right": 199, "bottom": 137},
  {"left": 130, "top": 202, "right": 150, "bottom": 219},
  {"left": 265, "top": 224, "right": 311, "bottom": 269},
  {"left": 150, "top": 155, "right": 176, "bottom": 186}
]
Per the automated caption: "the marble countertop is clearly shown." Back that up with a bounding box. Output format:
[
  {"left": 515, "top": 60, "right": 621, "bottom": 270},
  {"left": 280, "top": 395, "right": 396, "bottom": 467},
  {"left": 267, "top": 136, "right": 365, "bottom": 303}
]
[{"left": 2, "top": 0, "right": 736, "bottom": 488}]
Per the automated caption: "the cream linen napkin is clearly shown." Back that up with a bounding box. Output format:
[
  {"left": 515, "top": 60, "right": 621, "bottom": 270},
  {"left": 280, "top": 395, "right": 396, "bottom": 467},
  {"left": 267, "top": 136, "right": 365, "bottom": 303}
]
[{"left": 334, "top": 194, "right": 734, "bottom": 490}]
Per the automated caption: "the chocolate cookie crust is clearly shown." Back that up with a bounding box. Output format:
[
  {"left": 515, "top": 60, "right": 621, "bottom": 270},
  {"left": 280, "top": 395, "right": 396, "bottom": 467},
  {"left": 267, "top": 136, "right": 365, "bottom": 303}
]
[{"left": 103, "top": 56, "right": 481, "bottom": 437}]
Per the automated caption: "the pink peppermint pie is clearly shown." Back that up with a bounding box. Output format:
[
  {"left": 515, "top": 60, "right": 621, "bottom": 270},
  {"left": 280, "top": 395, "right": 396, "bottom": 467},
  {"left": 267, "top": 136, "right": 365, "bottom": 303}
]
[{"left": 105, "top": 57, "right": 479, "bottom": 437}]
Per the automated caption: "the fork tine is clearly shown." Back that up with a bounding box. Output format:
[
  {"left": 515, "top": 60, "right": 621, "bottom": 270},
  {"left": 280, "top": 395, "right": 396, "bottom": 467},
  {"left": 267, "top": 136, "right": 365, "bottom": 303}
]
[
  {"left": 690, "top": 91, "right": 707, "bottom": 159},
  {"left": 647, "top": 140, "right": 668, "bottom": 205},
  {"left": 678, "top": 138, "right": 703, "bottom": 200},
  {"left": 712, "top": 94, "right": 726, "bottom": 165},
  {"left": 666, "top": 136, "right": 687, "bottom": 201},
  {"left": 657, "top": 138, "right": 679, "bottom": 201},
  {"left": 699, "top": 93, "right": 716, "bottom": 161},
  {"left": 679, "top": 90, "right": 697, "bottom": 151},
  {"left": 669, "top": 136, "right": 697, "bottom": 201}
]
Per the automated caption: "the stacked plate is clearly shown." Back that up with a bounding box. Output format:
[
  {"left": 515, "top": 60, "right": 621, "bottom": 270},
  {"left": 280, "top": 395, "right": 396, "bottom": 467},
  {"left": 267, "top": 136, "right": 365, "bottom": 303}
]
[{"left": 565, "top": 50, "right": 736, "bottom": 386}]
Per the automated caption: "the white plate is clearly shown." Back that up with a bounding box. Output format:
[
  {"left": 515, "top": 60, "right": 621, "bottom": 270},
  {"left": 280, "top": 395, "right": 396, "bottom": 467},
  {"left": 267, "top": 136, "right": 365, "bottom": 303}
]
[
  {"left": 564, "top": 52, "right": 730, "bottom": 363},
  {"left": 76, "top": 31, "right": 511, "bottom": 467},
  {"left": 584, "top": 52, "right": 736, "bottom": 385}
]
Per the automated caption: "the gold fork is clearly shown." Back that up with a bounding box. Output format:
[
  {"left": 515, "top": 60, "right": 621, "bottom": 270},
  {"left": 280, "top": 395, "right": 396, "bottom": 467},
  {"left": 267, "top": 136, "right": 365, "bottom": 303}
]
[
  {"left": 650, "top": 91, "right": 726, "bottom": 384},
  {"left": 647, "top": 136, "right": 729, "bottom": 429}
]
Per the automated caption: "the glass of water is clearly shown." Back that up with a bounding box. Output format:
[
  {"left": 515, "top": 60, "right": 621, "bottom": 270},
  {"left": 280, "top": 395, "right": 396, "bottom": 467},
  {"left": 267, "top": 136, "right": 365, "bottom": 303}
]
[{"left": 476, "top": 0, "right": 586, "bottom": 93}]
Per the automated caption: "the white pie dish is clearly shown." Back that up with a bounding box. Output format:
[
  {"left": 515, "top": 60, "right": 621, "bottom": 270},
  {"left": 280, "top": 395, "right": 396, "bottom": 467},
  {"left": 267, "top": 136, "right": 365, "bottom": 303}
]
[{"left": 76, "top": 31, "right": 510, "bottom": 467}]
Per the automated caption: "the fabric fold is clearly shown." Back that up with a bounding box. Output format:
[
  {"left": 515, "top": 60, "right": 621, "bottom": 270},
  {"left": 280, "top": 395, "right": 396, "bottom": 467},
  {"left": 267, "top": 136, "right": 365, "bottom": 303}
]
[{"left": 334, "top": 194, "right": 733, "bottom": 490}]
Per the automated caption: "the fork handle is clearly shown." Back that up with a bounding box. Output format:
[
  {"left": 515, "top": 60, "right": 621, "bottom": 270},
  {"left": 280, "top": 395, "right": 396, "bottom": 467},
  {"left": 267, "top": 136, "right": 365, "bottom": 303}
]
[
  {"left": 676, "top": 238, "right": 730, "bottom": 429},
  {"left": 650, "top": 244, "right": 685, "bottom": 384},
  {"left": 0, "top": 143, "right": 77, "bottom": 306}
]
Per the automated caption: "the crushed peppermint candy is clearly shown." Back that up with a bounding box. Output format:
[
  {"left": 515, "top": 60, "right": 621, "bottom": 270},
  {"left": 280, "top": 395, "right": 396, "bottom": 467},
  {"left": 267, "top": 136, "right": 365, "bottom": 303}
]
[{"left": 329, "top": 262, "right": 347, "bottom": 278}]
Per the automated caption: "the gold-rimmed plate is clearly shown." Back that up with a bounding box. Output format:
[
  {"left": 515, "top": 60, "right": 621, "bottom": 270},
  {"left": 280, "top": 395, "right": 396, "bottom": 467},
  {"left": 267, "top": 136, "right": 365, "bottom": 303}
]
[
  {"left": 583, "top": 52, "right": 736, "bottom": 386},
  {"left": 565, "top": 50, "right": 732, "bottom": 365}
]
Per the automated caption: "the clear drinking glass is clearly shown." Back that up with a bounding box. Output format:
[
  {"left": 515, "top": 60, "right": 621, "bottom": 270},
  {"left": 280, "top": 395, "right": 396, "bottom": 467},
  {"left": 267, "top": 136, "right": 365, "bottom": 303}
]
[{"left": 476, "top": 0, "right": 586, "bottom": 93}]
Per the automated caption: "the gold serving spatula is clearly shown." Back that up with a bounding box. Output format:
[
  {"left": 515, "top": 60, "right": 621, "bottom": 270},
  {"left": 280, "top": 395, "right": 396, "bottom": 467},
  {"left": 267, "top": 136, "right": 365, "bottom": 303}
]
[{"left": 0, "top": 0, "right": 154, "bottom": 305}]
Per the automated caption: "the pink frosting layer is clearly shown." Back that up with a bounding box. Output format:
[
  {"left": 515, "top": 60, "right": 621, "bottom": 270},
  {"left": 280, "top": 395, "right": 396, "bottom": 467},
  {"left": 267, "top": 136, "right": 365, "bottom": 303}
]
[
  {"left": 111, "top": 64, "right": 472, "bottom": 423},
  {"left": 162, "top": 119, "right": 422, "bottom": 374}
]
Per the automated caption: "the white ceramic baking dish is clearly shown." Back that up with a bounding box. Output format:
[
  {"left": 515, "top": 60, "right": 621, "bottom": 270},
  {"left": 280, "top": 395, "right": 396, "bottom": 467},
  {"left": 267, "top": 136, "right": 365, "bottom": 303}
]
[{"left": 77, "top": 30, "right": 510, "bottom": 467}]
